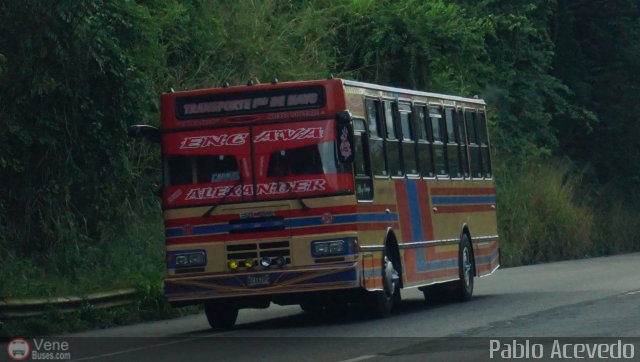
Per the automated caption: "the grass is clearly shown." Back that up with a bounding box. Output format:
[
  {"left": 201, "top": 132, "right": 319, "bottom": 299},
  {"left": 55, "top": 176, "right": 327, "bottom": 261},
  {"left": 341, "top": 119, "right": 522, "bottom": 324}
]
[
  {"left": 496, "top": 159, "right": 640, "bottom": 267},
  {"left": 0, "top": 201, "right": 197, "bottom": 338}
]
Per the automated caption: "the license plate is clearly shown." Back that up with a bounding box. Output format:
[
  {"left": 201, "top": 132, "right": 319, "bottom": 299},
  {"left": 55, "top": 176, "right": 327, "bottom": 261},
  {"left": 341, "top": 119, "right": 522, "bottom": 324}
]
[{"left": 246, "top": 274, "right": 270, "bottom": 287}]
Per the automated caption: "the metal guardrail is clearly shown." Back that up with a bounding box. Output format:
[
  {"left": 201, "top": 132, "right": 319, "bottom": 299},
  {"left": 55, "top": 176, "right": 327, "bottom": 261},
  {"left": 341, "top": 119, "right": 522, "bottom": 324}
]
[{"left": 0, "top": 288, "right": 137, "bottom": 319}]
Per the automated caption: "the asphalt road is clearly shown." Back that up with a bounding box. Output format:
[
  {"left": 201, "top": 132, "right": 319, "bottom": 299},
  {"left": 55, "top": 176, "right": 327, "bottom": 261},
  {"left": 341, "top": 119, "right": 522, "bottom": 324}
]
[{"left": 15, "top": 253, "right": 640, "bottom": 361}]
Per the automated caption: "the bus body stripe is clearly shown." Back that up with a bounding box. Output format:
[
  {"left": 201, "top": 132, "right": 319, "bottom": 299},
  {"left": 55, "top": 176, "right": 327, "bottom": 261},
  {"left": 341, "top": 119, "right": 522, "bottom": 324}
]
[
  {"left": 406, "top": 179, "right": 424, "bottom": 242},
  {"left": 417, "top": 181, "right": 434, "bottom": 240},
  {"left": 394, "top": 180, "right": 413, "bottom": 242}
]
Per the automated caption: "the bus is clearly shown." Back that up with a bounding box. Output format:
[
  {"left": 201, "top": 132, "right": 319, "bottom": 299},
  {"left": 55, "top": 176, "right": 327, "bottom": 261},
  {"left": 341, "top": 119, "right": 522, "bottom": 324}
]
[{"left": 130, "top": 78, "right": 500, "bottom": 330}]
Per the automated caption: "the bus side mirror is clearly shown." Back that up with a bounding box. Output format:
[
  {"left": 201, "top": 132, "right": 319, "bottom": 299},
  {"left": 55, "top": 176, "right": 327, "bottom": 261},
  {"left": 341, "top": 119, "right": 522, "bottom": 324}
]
[
  {"left": 336, "top": 111, "right": 355, "bottom": 164},
  {"left": 128, "top": 125, "right": 161, "bottom": 143}
]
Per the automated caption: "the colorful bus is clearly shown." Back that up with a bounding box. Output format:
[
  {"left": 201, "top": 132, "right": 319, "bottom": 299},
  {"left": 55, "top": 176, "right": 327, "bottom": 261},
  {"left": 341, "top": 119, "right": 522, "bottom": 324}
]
[{"left": 130, "top": 78, "right": 500, "bottom": 330}]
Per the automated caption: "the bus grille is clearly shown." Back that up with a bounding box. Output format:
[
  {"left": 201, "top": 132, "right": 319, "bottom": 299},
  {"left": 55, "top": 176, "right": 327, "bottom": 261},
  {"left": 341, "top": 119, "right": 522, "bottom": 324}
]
[{"left": 226, "top": 241, "right": 291, "bottom": 266}]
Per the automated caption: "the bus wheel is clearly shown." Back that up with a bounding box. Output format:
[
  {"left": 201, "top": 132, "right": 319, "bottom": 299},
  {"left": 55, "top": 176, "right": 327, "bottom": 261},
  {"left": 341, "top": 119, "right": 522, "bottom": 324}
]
[
  {"left": 367, "top": 247, "right": 401, "bottom": 317},
  {"left": 452, "top": 234, "right": 474, "bottom": 302},
  {"left": 204, "top": 301, "right": 238, "bottom": 331}
]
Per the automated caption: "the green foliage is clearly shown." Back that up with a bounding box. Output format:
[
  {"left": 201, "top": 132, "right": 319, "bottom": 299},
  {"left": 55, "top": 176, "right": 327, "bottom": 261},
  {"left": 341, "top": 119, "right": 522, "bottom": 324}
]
[
  {"left": 336, "top": 0, "right": 491, "bottom": 93},
  {"left": 496, "top": 160, "right": 593, "bottom": 266},
  {"left": 0, "top": 0, "right": 161, "bottom": 257}
]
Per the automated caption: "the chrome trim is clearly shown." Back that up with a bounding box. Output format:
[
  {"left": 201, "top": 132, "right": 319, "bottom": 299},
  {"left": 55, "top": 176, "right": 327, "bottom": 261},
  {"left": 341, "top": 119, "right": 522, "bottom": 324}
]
[
  {"left": 359, "top": 245, "right": 385, "bottom": 252},
  {"left": 403, "top": 278, "right": 459, "bottom": 290},
  {"left": 480, "top": 264, "right": 500, "bottom": 278},
  {"left": 398, "top": 238, "right": 459, "bottom": 249},
  {"left": 473, "top": 235, "right": 500, "bottom": 242}
]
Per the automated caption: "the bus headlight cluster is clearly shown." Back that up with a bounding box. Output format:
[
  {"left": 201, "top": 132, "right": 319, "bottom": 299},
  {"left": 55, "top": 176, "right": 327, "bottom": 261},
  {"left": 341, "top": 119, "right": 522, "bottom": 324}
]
[
  {"left": 311, "top": 238, "right": 358, "bottom": 257},
  {"left": 170, "top": 250, "right": 206, "bottom": 268},
  {"left": 259, "top": 256, "right": 287, "bottom": 269}
]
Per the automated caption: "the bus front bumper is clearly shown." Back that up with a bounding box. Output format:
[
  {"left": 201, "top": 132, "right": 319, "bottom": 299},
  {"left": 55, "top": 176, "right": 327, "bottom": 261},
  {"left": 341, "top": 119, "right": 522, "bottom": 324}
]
[{"left": 164, "top": 262, "right": 360, "bottom": 304}]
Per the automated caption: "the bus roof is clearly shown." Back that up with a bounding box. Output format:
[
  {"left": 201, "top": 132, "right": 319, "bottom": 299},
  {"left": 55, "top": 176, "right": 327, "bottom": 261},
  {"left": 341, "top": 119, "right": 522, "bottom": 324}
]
[
  {"left": 164, "top": 78, "right": 485, "bottom": 106},
  {"left": 341, "top": 79, "right": 486, "bottom": 106}
]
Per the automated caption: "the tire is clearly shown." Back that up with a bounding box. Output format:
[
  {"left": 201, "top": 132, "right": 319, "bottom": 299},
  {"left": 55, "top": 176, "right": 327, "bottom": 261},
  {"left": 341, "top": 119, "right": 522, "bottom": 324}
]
[
  {"left": 367, "top": 245, "right": 401, "bottom": 318},
  {"left": 204, "top": 301, "right": 238, "bottom": 331},
  {"left": 452, "top": 234, "right": 474, "bottom": 302}
]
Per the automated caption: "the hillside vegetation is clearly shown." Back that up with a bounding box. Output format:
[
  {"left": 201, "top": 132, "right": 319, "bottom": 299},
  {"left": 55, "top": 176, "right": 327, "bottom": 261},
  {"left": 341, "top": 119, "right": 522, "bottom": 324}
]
[{"left": 1, "top": 0, "right": 639, "bottom": 334}]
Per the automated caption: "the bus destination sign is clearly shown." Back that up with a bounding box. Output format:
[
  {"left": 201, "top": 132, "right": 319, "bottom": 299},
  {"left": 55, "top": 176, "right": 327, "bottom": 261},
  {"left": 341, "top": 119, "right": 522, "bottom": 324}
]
[{"left": 175, "top": 86, "right": 326, "bottom": 120}]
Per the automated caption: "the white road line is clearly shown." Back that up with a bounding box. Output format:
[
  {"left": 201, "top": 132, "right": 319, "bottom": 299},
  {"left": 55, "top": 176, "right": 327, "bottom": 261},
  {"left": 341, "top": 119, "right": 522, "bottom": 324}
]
[
  {"left": 625, "top": 290, "right": 640, "bottom": 295},
  {"left": 338, "top": 355, "right": 378, "bottom": 362}
]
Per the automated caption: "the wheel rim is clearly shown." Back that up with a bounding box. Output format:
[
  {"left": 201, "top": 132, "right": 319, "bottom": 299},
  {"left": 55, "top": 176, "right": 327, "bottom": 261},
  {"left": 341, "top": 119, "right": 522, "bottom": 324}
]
[
  {"left": 383, "top": 256, "right": 400, "bottom": 297},
  {"left": 462, "top": 246, "right": 472, "bottom": 288}
]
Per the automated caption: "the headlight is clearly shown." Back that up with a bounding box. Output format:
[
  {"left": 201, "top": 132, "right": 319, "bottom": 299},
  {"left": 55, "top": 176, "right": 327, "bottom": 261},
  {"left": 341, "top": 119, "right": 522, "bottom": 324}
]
[
  {"left": 311, "top": 240, "right": 345, "bottom": 258},
  {"left": 168, "top": 250, "right": 206, "bottom": 268}
]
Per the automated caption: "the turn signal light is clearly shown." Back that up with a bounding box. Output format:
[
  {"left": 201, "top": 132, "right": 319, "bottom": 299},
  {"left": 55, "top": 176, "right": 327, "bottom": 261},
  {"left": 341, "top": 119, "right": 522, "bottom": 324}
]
[{"left": 228, "top": 260, "right": 239, "bottom": 270}]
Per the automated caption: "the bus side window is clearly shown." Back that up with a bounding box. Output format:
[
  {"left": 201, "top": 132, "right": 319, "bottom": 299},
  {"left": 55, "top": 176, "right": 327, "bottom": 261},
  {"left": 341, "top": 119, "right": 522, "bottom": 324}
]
[
  {"left": 384, "top": 100, "right": 403, "bottom": 177},
  {"left": 465, "top": 109, "right": 483, "bottom": 178},
  {"left": 445, "top": 107, "right": 462, "bottom": 178},
  {"left": 365, "top": 98, "right": 388, "bottom": 177},
  {"left": 457, "top": 108, "right": 470, "bottom": 178},
  {"left": 353, "top": 118, "right": 373, "bottom": 200},
  {"left": 415, "top": 105, "right": 434, "bottom": 178},
  {"left": 399, "top": 102, "right": 417, "bottom": 175},
  {"left": 477, "top": 110, "right": 492, "bottom": 178},
  {"left": 430, "top": 105, "right": 448, "bottom": 177}
]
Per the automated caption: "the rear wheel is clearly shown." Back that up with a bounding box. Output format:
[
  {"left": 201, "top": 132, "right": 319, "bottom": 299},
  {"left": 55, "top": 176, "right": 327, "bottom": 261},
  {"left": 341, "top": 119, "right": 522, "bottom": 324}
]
[
  {"left": 367, "top": 246, "right": 401, "bottom": 317},
  {"left": 421, "top": 234, "right": 474, "bottom": 303},
  {"left": 204, "top": 301, "right": 238, "bottom": 331},
  {"left": 452, "top": 234, "right": 474, "bottom": 302}
]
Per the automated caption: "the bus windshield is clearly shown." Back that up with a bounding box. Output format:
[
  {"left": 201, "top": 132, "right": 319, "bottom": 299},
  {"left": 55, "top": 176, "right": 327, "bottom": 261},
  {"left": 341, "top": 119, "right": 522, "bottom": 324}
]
[{"left": 161, "top": 120, "right": 352, "bottom": 208}]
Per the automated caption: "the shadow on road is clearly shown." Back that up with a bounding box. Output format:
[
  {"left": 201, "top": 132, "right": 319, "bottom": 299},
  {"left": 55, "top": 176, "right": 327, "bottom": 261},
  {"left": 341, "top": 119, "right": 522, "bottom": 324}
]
[{"left": 229, "top": 295, "right": 495, "bottom": 332}]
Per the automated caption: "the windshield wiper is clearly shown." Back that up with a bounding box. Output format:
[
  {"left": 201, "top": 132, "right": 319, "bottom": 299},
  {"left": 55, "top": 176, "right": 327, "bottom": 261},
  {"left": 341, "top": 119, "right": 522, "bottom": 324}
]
[{"left": 202, "top": 177, "right": 244, "bottom": 217}]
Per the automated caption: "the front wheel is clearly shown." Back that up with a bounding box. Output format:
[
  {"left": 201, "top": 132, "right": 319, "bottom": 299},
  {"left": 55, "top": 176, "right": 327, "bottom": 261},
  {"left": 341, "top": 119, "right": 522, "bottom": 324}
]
[
  {"left": 204, "top": 301, "right": 238, "bottom": 331},
  {"left": 367, "top": 247, "right": 401, "bottom": 318}
]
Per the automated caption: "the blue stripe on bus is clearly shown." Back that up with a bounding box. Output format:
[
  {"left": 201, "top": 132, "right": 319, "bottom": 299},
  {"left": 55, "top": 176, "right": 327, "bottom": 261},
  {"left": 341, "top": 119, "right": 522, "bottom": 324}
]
[
  {"left": 475, "top": 248, "right": 500, "bottom": 265},
  {"left": 406, "top": 180, "right": 424, "bottom": 242},
  {"left": 165, "top": 212, "right": 399, "bottom": 237},
  {"left": 431, "top": 196, "right": 496, "bottom": 205},
  {"left": 415, "top": 247, "right": 458, "bottom": 273}
]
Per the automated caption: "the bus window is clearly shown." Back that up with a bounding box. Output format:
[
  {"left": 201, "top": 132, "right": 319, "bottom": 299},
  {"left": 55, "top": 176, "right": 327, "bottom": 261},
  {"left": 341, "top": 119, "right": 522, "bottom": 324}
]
[
  {"left": 166, "top": 155, "right": 240, "bottom": 185},
  {"left": 445, "top": 107, "right": 462, "bottom": 178},
  {"left": 197, "top": 155, "right": 240, "bottom": 183},
  {"left": 399, "top": 103, "right": 417, "bottom": 175},
  {"left": 430, "top": 105, "right": 448, "bottom": 177},
  {"left": 457, "top": 108, "right": 470, "bottom": 178},
  {"left": 353, "top": 118, "right": 373, "bottom": 200},
  {"left": 365, "top": 98, "right": 380, "bottom": 138},
  {"left": 415, "top": 105, "right": 435, "bottom": 177},
  {"left": 366, "top": 99, "right": 387, "bottom": 176},
  {"left": 267, "top": 144, "right": 331, "bottom": 177},
  {"left": 477, "top": 111, "right": 492, "bottom": 178},
  {"left": 384, "top": 101, "right": 402, "bottom": 177},
  {"left": 465, "top": 109, "right": 483, "bottom": 178}
]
